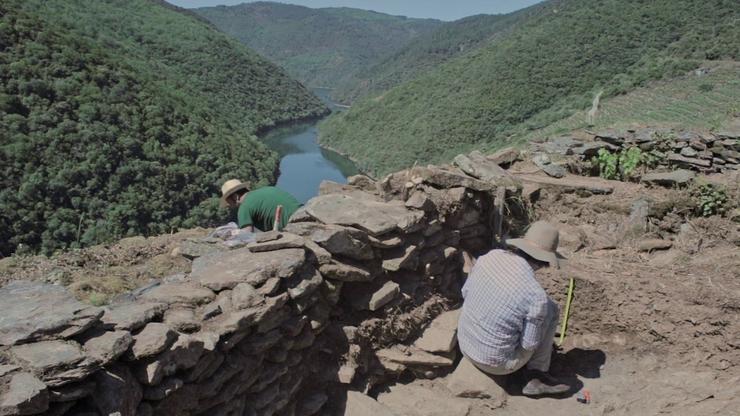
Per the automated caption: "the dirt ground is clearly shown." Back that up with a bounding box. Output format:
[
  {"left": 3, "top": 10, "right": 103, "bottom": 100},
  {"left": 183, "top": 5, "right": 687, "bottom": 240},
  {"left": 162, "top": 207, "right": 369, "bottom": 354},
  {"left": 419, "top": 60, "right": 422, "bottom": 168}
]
[{"left": 377, "top": 170, "right": 740, "bottom": 415}]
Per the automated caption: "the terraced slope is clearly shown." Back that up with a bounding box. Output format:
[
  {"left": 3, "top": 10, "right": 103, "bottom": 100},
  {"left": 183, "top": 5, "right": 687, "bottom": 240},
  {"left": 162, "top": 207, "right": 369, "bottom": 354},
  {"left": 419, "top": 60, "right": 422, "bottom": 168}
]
[{"left": 319, "top": 0, "right": 739, "bottom": 175}]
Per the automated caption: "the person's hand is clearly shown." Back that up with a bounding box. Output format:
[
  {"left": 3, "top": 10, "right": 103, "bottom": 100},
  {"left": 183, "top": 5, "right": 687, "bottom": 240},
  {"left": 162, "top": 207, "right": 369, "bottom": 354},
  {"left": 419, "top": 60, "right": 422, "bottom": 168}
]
[{"left": 462, "top": 250, "right": 476, "bottom": 274}]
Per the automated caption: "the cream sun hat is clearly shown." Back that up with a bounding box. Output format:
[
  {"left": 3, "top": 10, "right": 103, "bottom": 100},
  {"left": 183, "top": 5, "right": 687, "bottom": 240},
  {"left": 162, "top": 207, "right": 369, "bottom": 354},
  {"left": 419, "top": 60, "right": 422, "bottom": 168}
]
[
  {"left": 220, "top": 179, "right": 250, "bottom": 208},
  {"left": 505, "top": 221, "right": 566, "bottom": 268}
]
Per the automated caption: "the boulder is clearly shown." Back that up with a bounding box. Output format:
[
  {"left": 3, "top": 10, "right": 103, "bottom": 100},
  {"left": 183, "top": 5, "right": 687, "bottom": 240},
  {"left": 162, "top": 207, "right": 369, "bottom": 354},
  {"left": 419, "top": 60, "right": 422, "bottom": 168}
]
[
  {"left": 140, "top": 282, "right": 215, "bottom": 306},
  {"left": 128, "top": 323, "right": 178, "bottom": 360},
  {"left": 377, "top": 384, "right": 470, "bottom": 416},
  {"left": 81, "top": 329, "right": 133, "bottom": 364},
  {"left": 347, "top": 174, "right": 377, "bottom": 192},
  {"left": 191, "top": 248, "right": 306, "bottom": 291},
  {"left": 0, "top": 372, "right": 49, "bottom": 415},
  {"left": 453, "top": 152, "right": 520, "bottom": 188},
  {"left": 304, "top": 194, "right": 425, "bottom": 236},
  {"left": 100, "top": 302, "right": 167, "bottom": 331},
  {"left": 446, "top": 357, "right": 507, "bottom": 404},
  {"left": 487, "top": 147, "right": 520, "bottom": 166},
  {"left": 285, "top": 222, "right": 373, "bottom": 260},
  {"left": 408, "top": 166, "right": 496, "bottom": 192},
  {"left": 532, "top": 153, "right": 567, "bottom": 178},
  {"left": 344, "top": 391, "right": 397, "bottom": 416},
  {"left": 414, "top": 310, "right": 461, "bottom": 354},
  {"left": 641, "top": 169, "right": 696, "bottom": 187},
  {"left": 0, "top": 281, "right": 102, "bottom": 346},
  {"left": 595, "top": 129, "right": 628, "bottom": 146},
  {"left": 165, "top": 307, "right": 201, "bottom": 332}
]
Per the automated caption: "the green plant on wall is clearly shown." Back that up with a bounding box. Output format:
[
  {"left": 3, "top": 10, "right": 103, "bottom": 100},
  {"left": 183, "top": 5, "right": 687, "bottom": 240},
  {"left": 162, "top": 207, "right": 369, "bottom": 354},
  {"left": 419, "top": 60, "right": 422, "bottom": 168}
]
[
  {"left": 693, "top": 183, "right": 728, "bottom": 217},
  {"left": 592, "top": 147, "right": 654, "bottom": 181}
]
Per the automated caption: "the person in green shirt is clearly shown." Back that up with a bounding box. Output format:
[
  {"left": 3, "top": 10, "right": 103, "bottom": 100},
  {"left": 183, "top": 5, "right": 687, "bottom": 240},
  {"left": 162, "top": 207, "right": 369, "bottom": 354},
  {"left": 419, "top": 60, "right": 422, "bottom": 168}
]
[{"left": 220, "top": 179, "right": 302, "bottom": 232}]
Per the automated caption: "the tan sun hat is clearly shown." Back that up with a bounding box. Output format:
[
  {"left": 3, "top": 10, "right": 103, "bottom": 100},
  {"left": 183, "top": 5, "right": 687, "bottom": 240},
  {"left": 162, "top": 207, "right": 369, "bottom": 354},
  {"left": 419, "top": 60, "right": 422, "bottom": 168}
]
[
  {"left": 505, "top": 221, "right": 566, "bottom": 268},
  {"left": 220, "top": 179, "right": 250, "bottom": 208}
]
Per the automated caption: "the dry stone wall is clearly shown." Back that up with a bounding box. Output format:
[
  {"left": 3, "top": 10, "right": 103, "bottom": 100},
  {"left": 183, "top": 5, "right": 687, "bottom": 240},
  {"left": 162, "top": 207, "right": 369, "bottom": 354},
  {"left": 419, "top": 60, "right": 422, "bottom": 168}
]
[{"left": 0, "top": 160, "right": 524, "bottom": 416}]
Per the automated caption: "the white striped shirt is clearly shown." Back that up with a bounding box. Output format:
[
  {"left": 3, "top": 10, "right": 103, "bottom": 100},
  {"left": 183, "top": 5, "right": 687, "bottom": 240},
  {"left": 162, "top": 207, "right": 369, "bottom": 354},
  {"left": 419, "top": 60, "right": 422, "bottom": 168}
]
[{"left": 457, "top": 249, "right": 551, "bottom": 367}]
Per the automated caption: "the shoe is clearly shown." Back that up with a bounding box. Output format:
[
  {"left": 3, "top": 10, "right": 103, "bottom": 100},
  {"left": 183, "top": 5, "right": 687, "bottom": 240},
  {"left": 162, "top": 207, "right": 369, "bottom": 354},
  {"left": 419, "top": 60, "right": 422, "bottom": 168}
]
[{"left": 521, "top": 371, "right": 570, "bottom": 396}]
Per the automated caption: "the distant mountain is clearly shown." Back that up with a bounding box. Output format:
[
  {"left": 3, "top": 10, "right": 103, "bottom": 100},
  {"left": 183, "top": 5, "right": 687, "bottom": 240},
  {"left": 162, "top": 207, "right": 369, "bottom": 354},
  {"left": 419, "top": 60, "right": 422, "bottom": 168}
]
[
  {"left": 319, "top": 0, "right": 739, "bottom": 175},
  {"left": 333, "top": 4, "right": 549, "bottom": 103},
  {"left": 194, "top": 2, "right": 443, "bottom": 89},
  {"left": 0, "top": 0, "right": 327, "bottom": 255}
]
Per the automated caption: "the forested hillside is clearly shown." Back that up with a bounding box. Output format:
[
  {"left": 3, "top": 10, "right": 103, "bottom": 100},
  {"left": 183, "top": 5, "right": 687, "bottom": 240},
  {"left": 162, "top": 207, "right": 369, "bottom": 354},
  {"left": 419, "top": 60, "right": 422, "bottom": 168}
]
[
  {"left": 319, "top": 0, "right": 739, "bottom": 175},
  {"left": 333, "top": 3, "right": 548, "bottom": 103},
  {"left": 194, "top": 2, "right": 442, "bottom": 90},
  {"left": 0, "top": 0, "right": 327, "bottom": 256}
]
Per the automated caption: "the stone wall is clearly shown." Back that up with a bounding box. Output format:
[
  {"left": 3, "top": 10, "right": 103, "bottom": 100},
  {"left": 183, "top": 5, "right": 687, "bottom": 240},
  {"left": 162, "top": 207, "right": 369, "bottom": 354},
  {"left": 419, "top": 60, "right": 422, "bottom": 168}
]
[{"left": 0, "top": 159, "right": 523, "bottom": 416}]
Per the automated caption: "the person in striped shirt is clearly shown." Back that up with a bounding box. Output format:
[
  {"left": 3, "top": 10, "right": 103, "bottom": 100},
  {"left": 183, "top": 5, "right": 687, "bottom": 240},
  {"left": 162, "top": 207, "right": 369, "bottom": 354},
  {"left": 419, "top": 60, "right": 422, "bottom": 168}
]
[{"left": 457, "top": 221, "right": 571, "bottom": 396}]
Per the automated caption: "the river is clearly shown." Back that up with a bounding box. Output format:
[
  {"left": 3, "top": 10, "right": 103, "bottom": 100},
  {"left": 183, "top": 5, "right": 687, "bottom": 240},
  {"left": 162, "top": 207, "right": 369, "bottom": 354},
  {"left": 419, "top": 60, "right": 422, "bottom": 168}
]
[{"left": 261, "top": 88, "right": 359, "bottom": 203}]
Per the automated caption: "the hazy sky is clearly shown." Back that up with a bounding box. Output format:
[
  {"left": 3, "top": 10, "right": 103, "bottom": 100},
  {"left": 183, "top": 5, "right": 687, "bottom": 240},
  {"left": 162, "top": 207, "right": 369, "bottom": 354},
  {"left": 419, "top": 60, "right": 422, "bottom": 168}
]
[{"left": 167, "top": 0, "right": 543, "bottom": 21}]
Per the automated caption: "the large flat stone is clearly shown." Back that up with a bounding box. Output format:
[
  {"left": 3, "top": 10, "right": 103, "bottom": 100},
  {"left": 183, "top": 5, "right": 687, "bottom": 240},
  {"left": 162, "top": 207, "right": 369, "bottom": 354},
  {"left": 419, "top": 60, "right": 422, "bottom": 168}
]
[
  {"left": 641, "top": 169, "right": 696, "bottom": 186},
  {"left": 0, "top": 281, "right": 102, "bottom": 346},
  {"left": 191, "top": 248, "right": 306, "bottom": 291},
  {"left": 376, "top": 346, "right": 454, "bottom": 370},
  {"left": 100, "top": 302, "right": 167, "bottom": 331},
  {"left": 285, "top": 223, "right": 374, "bottom": 260},
  {"left": 247, "top": 232, "right": 305, "bottom": 253},
  {"left": 350, "top": 281, "right": 400, "bottom": 311},
  {"left": 140, "top": 282, "right": 215, "bottom": 306},
  {"left": 344, "top": 391, "right": 397, "bottom": 416},
  {"left": 128, "top": 323, "right": 178, "bottom": 360},
  {"left": 319, "top": 260, "right": 375, "bottom": 282},
  {"left": 453, "top": 151, "right": 520, "bottom": 188},
  {"left": 82, "top": 330, "right": 133, "bottom": 364},
  {"left": 446, "top": 357, "right": 507, "bottom": 404},
  {"left": 378, "top": 384, "right": 470, "bottom": 416},
  {"left": 414, "top": 309, "right": 461, "bottom": 354},
  {"left": 515, "top": 173, "right": 615, "bottom": 195},
  {"left": 304, "top": 194, "right": 425, "bottom": 236},
  {"left": 11, "top": 340, "right": 85, "bottom": 374},
  {"left": 0, "top": 372, "right": 49, "bottom": 415}
]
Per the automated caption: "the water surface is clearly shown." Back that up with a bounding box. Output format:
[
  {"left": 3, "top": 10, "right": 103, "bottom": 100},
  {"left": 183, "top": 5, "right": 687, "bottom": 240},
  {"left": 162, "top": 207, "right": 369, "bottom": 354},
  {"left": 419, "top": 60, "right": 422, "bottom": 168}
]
[{"left": 262, "top": 88, "right": 358, "bottom": 203}]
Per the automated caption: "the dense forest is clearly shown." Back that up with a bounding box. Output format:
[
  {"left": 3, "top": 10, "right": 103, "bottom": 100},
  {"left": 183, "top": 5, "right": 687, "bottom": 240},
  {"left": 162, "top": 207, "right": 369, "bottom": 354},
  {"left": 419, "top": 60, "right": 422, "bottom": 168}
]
[
  {"left": 332, "top": 4, "right": 547, "bottom": 103},
  {"left": 0, "top": 0, "right": 327, "bottom": 256},
  {"left": 194, "top": 1, "right": 442, "bottom": 91},
  {"left": 319, "top": 0, "right": 739, "bottom": 175}
]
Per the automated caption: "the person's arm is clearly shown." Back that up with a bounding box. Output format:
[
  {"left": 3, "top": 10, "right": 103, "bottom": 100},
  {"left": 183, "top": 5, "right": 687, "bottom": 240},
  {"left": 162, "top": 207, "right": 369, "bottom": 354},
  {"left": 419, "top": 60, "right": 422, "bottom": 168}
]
[{"left": 521, "top": 297, "right": 548, "bottom": 351}]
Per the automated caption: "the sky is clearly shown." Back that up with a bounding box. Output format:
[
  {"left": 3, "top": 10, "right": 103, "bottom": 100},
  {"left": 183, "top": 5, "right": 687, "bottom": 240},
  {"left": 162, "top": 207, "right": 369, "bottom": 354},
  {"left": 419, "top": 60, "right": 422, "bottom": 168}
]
[{"left": 167, "top": 0, "right": 543, "bottom": 21}]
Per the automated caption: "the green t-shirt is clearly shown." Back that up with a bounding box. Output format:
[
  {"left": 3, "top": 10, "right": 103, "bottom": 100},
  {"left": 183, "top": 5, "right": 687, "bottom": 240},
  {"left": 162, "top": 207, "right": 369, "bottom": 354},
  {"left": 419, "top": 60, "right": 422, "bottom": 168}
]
[{"left": 237, "top": 186, "right": 302, "bottom": 231}]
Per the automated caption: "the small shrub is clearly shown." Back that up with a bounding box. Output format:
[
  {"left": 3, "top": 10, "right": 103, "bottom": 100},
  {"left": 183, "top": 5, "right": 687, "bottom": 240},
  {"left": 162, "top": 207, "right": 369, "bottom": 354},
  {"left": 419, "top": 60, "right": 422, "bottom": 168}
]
[
  {"left": 698, "top": 83, "right": 714, "bottom": 92},
  {"left": 693, "top": 183, "right": 728, "bottom": 217},
  {"left": 592, "top": 147, "right": 658, "bottom": 181}
]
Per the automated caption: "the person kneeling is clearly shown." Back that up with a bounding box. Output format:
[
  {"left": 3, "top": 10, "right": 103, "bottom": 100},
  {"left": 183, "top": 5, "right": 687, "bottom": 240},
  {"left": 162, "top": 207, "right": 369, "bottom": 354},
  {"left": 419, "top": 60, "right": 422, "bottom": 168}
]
[{"left": 457, "top": 221, "right": 570, "bottom": 396}]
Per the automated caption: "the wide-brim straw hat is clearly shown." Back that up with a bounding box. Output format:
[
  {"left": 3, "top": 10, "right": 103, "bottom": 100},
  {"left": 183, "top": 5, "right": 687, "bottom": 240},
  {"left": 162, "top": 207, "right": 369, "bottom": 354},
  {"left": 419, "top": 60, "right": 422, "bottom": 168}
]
[
  {"left": 220, "top": 179, "right": 250, "bottom": 208},
  {"left": 505, "top": 221, "right": 566, "bottom": 269}
]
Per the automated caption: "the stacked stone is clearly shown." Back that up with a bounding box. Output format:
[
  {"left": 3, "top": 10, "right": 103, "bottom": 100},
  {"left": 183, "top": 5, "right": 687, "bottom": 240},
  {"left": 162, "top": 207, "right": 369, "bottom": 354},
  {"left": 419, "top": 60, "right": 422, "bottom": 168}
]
[
  {"left": 0, "top": 158, "right": 521, "bottom": 416},
  {"left": 530, "top": 126, "right": 740, "bottom": 179},
  {"left": 594, "top": 127, "right": 740, "bottom": 173}
]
